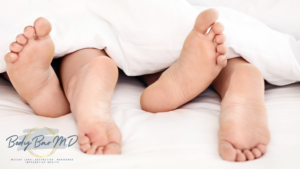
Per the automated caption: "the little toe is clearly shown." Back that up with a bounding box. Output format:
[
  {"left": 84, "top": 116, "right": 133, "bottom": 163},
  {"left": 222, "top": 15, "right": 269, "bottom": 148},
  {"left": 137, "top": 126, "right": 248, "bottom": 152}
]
[
  {"left": 9, "top": 42, "right": 23, "bottom": 53},
  {"left": 219, "top": 141, "right": 237, "bottom": 161},
  {"left": 34, "top": 17, "right": 52, "bottom": 38},
  {"left": 216, "top": 55, "right": 227, "bottom": 68},
  {"left": 236, "top": 151, "right": 246, "bottom": 162},
  {"left": 23, "top": 26, "right": 35, "bottom": 39},
  {"left": 103, "top": 143, "right": 121, "bottom": 154},
  {"left": 16, "top": 34, "right": 28, "bottom": 45},
  {"left": 80, "top": 143, "right": 91, "bottom": 153},
  {"left": 4, "top": 52, "right": 18, "bottom": 63},
  {"left": 194, "top": 8, "right": 219, "bottom": 34},
  {"left": 251, "top": 148, "right": 262, "bottom": 158},
  {"left": 257, "top": 144, "right": 267, "bottom": 155},
  {"left": 217, "top": 44, "right": 227, "bottom": 55},
  {"left": 215, "top": 34, "right": 226, "bottom": 44},
  {"left": 243, "top": 150, "right": 255, "bottom": 161},
  {"left": 207, "top": 22, "right": 224, "bottom": 40}
]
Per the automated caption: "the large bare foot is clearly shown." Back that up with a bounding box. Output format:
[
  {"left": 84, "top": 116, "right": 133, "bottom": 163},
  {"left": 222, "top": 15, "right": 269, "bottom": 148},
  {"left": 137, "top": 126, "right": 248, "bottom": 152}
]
[
  {"left": 140, "top": 8, "right": 227, "bottom": 113},
  {"left": 218, "top": 63, "right": 270, "bottom": 162},
  {"left": 4, "top": 18, "right": 69, "bottom": 117},
  {"left": 62, "top": 54, "right": 122, "bottom": 154}
]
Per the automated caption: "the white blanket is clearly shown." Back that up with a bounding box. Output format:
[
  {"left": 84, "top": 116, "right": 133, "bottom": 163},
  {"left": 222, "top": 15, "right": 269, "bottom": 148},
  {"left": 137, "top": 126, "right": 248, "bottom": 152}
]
[{"left": 0, "top": 0, "right": 300, "bottom": 86}]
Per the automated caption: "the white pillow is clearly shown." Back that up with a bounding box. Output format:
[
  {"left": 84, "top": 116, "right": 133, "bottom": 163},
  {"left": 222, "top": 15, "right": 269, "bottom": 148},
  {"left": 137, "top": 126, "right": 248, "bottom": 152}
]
[{"left": 186, "top": 0, "right": 300, "bottom": 40}]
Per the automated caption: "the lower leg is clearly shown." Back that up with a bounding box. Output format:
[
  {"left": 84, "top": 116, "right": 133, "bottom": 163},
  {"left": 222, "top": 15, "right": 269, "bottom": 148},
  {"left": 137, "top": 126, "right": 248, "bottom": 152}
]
[
  {"left": 212, "top": 57, "right": 270, "bottom": 162},
  {"left": 60, "top": 48, "right": 122, "bottom": 155}
]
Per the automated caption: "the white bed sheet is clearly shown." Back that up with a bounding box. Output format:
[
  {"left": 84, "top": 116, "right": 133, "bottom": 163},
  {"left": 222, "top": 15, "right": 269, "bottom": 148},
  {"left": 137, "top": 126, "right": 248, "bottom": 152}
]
[{"left": 0, "top": 72, "right": 300, "bottom": 169}]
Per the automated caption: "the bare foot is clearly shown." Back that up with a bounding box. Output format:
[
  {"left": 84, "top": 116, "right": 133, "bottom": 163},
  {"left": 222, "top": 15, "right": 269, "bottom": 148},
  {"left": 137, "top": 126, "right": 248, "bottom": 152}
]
[
  {"left": 4, "top": 18, "right": 69, "bottom": 117},
  {"left": 140, "top": 8, "right": 227, "bottom": 112},
  {"left": 218, "top": 64, "right": 270, "bottom": 162},
  {"left": 62, "top": 54, "right": 122, "bottom": 154}
]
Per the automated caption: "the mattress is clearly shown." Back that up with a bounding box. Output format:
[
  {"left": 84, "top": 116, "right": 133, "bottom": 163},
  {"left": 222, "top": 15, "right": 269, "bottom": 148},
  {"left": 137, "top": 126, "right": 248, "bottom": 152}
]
[{"left": 0, "top": 71, "right": 300, "bottom": 169}]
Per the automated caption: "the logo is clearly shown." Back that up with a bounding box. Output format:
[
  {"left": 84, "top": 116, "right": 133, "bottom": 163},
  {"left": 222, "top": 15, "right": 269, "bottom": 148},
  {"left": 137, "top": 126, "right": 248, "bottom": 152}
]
[{"left": 6, "top": 127, "right": 78, "bottom": 158}]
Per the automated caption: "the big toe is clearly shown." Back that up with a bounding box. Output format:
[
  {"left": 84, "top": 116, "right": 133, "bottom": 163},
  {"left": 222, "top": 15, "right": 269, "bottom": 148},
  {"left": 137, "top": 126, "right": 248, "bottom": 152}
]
[
  {"left": 34, "top": 17, "right": 52, "bottom": 38},
  {"left": 219, "top": 141, "right": 237, "bottom": 161},
  {"left": 194, "top": 8, "right": 219, "bottom": 34}
]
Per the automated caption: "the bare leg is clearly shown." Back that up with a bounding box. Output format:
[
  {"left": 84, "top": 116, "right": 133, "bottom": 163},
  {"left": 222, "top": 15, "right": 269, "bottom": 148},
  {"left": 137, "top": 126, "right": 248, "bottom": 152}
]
[
  {"left": 4, "top": 18, "right": 69, "bottom": 117},
  {"left": 60, "top": 49, "right": 122, "bottom": 155},
  {"left": 212, "top": 57, "right": 270, "bottom": 162},
  {"left": 140, "top": 8, "right": 227, "bottom": 113}
]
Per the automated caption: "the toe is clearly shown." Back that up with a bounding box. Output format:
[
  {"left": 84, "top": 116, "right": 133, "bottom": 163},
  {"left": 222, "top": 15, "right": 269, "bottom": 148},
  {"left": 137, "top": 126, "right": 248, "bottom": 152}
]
[
  {"left": 4, "top": 52, "right": 18, "bottom": 63},
  {"left": 78, "top": 134, "right": 90, "bottom": 145},
  {"left": 215, "top": 34, "right": 226, "bottom": 44},
  {"left": 24, "top": 26, "right": 35, "bottom": 39},
  {"left": 217, "top": 44, "right": 227, "bottom": 55},
  {"left": 9, "top": 42, "right": 23, "bottom": 53},
  {"left": 216, "top": 55, "right": 227, "bottom": 68},
  {"left": 80, "top": 143, "right": 91, "bottom": 153},
  {"left": 194, "top": 8, "right": 219, "bottom": 34},
  {"left": 95, "top": 147, "right": 104, "bottom": 155},
  {"left": 103, "top": 142, "right": 121, "bottom": 154},
  {"left": 243, "top": 150, "right": 255, "bottom": 161},
  {"left": 236, "top": 150, "right": 246, "bottom": 162},
  {"left": 16, "top": 34, "right": 28, "bottom": 45},
  {"left": 211, "top": 22, "right": 224, "bottom": 34},
  {"left": 257, "top": 144, "right": 267, "bottom": 155},
  {"left": 86, "top": 143, "right": 98, "bottom": 155},
  {"left": 34, "top": 17, "right": 52, "bottom": 38},
  {"left": 219, "top": 141, "right": 237, "bottom": 161},
  {"left": 207, "top": 22, "right": 224, "bottom": 40},
  {"left": 251, "top": 148, "right": 262, "bottom": 158},
  {"left": 86, "top": 148, "right": 96, "bottom": 155}
]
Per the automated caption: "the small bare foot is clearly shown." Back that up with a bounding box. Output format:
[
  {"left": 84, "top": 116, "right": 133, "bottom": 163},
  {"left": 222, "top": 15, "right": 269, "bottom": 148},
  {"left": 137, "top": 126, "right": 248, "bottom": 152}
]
[
  {"left": 141, "top": 8, "right": 227, "bottom": 112},
  {"left": 63, "top": 55, "right": 122, "bottom": 154},
  {"left": 218, "top": 64, "right": 270, "bottom": 162},
  {"left": 4, "top": 18, "right": 69, "bottom": 117}
]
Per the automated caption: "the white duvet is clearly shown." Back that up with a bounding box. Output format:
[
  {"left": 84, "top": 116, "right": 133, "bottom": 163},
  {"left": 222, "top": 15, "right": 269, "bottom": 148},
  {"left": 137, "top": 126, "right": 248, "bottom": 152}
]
[{"left": 0, "top": 0, "right": 300, "bottom": 86}]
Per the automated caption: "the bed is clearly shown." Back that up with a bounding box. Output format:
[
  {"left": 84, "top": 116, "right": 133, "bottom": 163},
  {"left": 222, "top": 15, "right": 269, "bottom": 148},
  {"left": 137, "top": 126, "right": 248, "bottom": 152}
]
[
  {"left": 0, "top": 71, "right": 300, "bottom": 168},
  {"left": 1, "top": 0, "right": 300, "bottom": 168}
]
